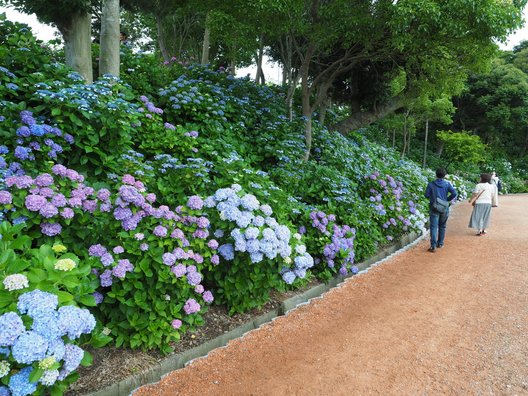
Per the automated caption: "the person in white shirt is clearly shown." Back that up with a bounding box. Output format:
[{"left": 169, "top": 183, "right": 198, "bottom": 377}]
[{"left": 468, "top": 173, "right": 499, "bottom": 236}]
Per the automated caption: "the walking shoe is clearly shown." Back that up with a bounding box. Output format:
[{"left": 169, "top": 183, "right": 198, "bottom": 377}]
[
  {"left": 436, "top": 245, "right": 443, "bottom": 248},
  {"left": 428, "top": 247, "right": 436, "bottom": 253}
]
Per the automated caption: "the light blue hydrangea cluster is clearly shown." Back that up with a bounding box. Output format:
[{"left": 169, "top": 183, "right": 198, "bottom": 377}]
[
  {"left": 207, "top": 185, "right": 314, "bottom": 282},
  {"left": 0, "top": 290, "right": 96, "bottom": 394}
]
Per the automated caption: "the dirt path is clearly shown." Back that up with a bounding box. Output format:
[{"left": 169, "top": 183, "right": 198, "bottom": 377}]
[{"left": 134, "top": 194, "right": 528, "bottom": 396}]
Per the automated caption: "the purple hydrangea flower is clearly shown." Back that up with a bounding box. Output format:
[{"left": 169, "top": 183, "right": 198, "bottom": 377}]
[
  {"left": 0, "top": 191, "right": 12, "bottom": 205},
  {"left": 202, "top": 291, "right": 214, "bottom": 304},
  {"left": 162, "top": 253, "right": 176, "bottom": 266},
  {"left": 60, "top": 208, "right": 74, "bottom": 219},
  {"left": 93, "top": 292, "right": 104, "bottom": 304},
  {"left": 187, "top": 195, "right": 204, "bottom": 210},
  {"left": 171, "top": 319, "right": 182, "bottom": 329},
  {"left": 186, "top": 271, "right": 202, "bottom": 286},
  {"left": 171, "top": 264, "right": 186, "bottom": 278},
  {"left": 183, "top": 298, "right": 201, "bottom": 314},
  {"left": 41, "top": 223, "right": 62, "bottom": 236},
  {"left": 88, "top": 244, "right": 107, "bottom": 257},
  {"left": 39, "top": 202, "right": 58, "bottom": 218},
  {"left": 34, "top": 173, "right": 54, "bottom": 187},
  {"left": 25, "top": 194, "right": 47, "bottom": 211},
  {"left": 153, "top": 225, "right": 168, "bottom": 237}
]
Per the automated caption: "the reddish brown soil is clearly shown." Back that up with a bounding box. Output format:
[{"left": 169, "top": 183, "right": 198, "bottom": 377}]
[{"left": 134, "top": 194, "right": 528, "bottom": 396}]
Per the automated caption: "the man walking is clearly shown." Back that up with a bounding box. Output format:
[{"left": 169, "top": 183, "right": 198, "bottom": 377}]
[{"left": 425, "top": 168, "right": 457, "bottom": 252}]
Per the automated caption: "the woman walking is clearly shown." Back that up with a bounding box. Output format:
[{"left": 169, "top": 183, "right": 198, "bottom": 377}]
[{"left": 468, "top": 173, "right": 498, "bottom": 236}]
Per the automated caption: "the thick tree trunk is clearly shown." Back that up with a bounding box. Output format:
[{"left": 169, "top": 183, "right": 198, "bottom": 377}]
[
  {"left": 332, "top": 99, "right": 404, "bottom": 135},
  {"left": 201, "top": 15, "right": 210, "bottom": 65},
  {"left": 156, "top": 15, "right": 170, "bottom": 62},
  {"left": 99, "top": 0, "right": 120, "bottom": 77},
  {"left": 60, "top": 12, "right": 93, "bottom": 83}
]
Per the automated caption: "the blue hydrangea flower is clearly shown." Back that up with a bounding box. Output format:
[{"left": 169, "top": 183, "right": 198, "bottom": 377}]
[
  {"left": 282, "top": 271, "right": 296, "bottom": 285},
  {"left": 57, "top": 306, "right": 96, "bottom": 339},
  {"left": 17, "top": 290, "right": 58, "bottom": 318},
  {"left": 58, "top": 344, "right": 84, "bottom": 380},
  {"left": 0, "top": 312, "right": 25, "bottom": 347},
  {"left": 218, "top": 244, "right": 234, "bottom": 261},
  {"left": 240, "top": 194, "right": 259, "bottom": 210},
  {"left": 8, "top": 367, "right": 36, "bottom": 396},
  {"left": 31, "top": 310, "right": 63, "bottom": 341},
  {"left": 12, "top": 331, "right": 48, "bottom": 364},
  {"left": 46, "top": 339, "right": 66, "bottom": 361}
]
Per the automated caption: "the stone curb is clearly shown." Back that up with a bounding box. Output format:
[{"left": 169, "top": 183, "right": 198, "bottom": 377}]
[{"left": 86, "top": 230, "right": 425, "bottom": 396}]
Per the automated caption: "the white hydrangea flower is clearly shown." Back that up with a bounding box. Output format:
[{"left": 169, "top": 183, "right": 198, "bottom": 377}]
[
  {"left": 3, "top": 274, "right": 29, "bottom": 291},
  {"left": 54, "top": 258, "right": 77, "bottom": 271},
  {"left": 295, "top": 245, "right": 307, "bottom": 255},
  {"left": 39, "top": 369, "right": 59, "bottom": 386},
  {"left": 293, "top": 233, "right": 302, "bottom": 240}
]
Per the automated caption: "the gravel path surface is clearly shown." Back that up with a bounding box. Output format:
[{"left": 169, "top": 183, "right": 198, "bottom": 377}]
[{"left": 134, "top": 194, "right": 528, "bottom": 396}]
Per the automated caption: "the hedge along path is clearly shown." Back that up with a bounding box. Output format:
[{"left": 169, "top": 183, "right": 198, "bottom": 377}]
[{"left": 133, "top": 194, "right": 528, "bottom": 396}]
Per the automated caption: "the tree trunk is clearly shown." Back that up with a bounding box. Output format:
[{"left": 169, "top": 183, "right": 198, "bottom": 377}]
[
  {"left": 201, "top": 14, "right": 210, "bottom": 65},
  {"left": 286, "top": 74, "right": 299, "bottom": 121},
  {"left": 436, "top": 141, "right": 444, "bottom": 156},
  {"left": 156, "top": 15, "right": 170, "bottom": 62},
  {"left": 332, "top": 99, "right": 404, "bottom": 135},
  {"left": 255, "top": 35, "right": 265, "bottom": 84},
  {"left": 303, "top": 113, "right": 313, "bottom": 162},
  {"left": 401, "top": 111, "right": 409, "bottom": 159},
  {"left": 301, "top": 72, "right": 313, "bottom": 162},
  {"left": 99, "top": 0, "right": 120, "bottom": 78},
  {"left": 423, "top": 118, "right": 429, "bottom": 168},
  {"left": 60, "top": 12, "right": 93, "bottom": 83},
  {"left": 229, "top": 59, "right": 236, "bottom": 76},
  {"left": 318, "top": 98, "right": 331, "bottom": 126}
]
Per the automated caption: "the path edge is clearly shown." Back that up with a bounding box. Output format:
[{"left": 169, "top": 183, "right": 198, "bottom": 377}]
[{"left": 86, "top": 230, "right": 427, "bottom": 396}]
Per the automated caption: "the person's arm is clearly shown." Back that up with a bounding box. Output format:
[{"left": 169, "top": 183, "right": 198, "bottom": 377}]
[
  {"left": 425, "top": 183, "right": 431, "bottom": 198},
  {"left": 447, "top": 183, "right": 457, "bottom": 202}
]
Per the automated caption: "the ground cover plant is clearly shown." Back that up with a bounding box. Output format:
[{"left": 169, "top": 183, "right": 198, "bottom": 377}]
[{"left": 0, "top": 17, "right": 484, "bottom": 394}]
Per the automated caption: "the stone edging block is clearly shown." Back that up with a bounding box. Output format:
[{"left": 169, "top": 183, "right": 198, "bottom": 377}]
[{"left": 86, "top": 230, "right": 422, "bottom": 396}]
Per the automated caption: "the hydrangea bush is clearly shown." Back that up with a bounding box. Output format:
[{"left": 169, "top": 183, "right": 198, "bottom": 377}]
[
  {"left": 299, "top": 211, "right": 358, "bottom": 281},
  {"left": 202, "top": 184, "right": 314, "bottom": 313},
  {"left": 0, "top": 222, "right": 109, "bottom": 395},
  {"left": 360, "top": 171, "right": 426, "bottom": 242},
  {"left": 0, "top": 290, "right": 94, "bottom": 396},
  {"left": 84, "top": 175, "right": 218, "bottom": 352}
]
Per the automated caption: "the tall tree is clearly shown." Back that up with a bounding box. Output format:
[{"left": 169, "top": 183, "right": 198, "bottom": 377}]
[
  {"left": 99, "top": 0, "right": 120, "bottom": 77},
  {"left": 1, "top": 0, "right": 94, "bottom": 83},
  {"left": 453, "top": 58, "right": 528, "bottom": 158},
  {"left": 264, "top": 0, "right": 526, "bottom": 160}
]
